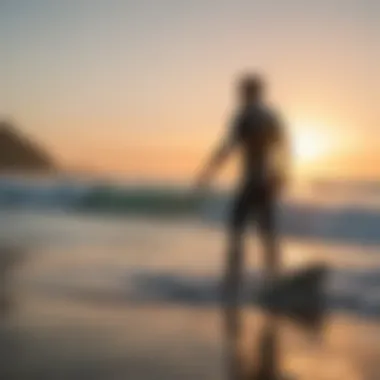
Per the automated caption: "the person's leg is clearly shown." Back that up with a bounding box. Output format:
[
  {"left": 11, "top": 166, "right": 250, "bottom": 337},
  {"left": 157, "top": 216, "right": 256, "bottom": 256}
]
[
  {"left": 223, "top": 183, "right": 252, "bottom": 335},
  {"left": 223, "top": 227, "right": 244, "bottom": 337},
  {"left": 223, "top": 184, "right": 251, "bottom": 379},
  {"left": 223, "top": 228, "right": 245, "bottom": 380},
  {"left": 251, "top": 187, "right": 282, "bottom": 379},
  {"left": 256, "top": 187, "right": 279, "bottom": 283}
]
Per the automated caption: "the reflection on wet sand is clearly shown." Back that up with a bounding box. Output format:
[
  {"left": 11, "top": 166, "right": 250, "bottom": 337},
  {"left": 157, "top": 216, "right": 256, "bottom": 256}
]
[
  {"left": 0, "top": 296, "right": 375, "bottom": 380},
  {"left": 0, "top": 245, "right": 25, "bottom": 316},
  {"left": 224, "top": 265, "right": 327, "bottom": 380},
  {"left": 0, "top": 257, "right": 374, "bottom": 380}
]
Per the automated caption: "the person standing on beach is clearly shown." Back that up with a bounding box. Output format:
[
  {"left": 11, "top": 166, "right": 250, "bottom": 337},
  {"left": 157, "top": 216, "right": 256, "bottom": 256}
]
[{"left": 195, "top": 73, "right": 288, "bottom": 337}]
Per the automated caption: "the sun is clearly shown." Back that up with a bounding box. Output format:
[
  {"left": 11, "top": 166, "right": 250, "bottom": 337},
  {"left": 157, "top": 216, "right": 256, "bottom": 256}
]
[{"left": 292, "top": 128, "right": 330, "bottom": 164}]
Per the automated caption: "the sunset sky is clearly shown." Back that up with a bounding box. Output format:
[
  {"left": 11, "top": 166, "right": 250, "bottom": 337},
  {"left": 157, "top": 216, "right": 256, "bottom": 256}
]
[{"left": 1, "top": 0, "right": 379, "bottom": 181}]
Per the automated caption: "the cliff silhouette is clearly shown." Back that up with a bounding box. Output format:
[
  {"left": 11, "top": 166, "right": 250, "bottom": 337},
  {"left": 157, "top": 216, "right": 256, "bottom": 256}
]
[{"left": 0, "top": 120, "right": 56, "bottom": 172}]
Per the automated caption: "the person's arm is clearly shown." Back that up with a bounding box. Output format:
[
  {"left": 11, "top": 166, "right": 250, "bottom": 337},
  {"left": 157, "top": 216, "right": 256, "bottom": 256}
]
[
  {"left": 195, "top": 137, "right": 236, "bottom": 188},
  {"left": 195, "top": 114, "right": 240, "bottom": 189}
]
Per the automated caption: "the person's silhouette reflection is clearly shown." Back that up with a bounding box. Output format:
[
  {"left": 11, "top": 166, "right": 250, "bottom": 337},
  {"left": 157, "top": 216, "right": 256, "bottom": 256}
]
[
  {"left": 222, "top": 311, "right": 281, "bottom": 380},
  {"left": 249, "top": 313, "right": 281, "bottom": 380}
]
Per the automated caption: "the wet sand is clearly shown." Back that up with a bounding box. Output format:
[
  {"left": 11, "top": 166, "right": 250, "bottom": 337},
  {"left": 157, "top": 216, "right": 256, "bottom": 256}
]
[{"left": 0, "top": 291, "right": 379, "bottom": 380}]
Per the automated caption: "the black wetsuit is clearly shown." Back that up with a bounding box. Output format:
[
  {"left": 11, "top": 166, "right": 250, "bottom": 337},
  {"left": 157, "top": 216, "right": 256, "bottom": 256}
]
[{"left": 228, "top": 103, "right": 284, "bottom": 235}]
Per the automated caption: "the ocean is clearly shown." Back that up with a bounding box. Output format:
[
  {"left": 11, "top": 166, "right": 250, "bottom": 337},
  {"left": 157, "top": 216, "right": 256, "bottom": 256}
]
[{"left": 0, "top": 177, "right": 379, "bottom": 379}]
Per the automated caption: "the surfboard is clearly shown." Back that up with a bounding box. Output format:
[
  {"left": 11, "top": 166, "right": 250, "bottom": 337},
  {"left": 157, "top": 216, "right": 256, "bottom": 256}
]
[{"left": 257, "top": 264, "right": 328, "bottom": 329}]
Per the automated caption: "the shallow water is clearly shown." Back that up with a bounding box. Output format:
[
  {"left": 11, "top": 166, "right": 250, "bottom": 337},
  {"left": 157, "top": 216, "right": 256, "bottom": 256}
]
[{"left": 0, "top": 211, "right": 379, "bottom": 379}]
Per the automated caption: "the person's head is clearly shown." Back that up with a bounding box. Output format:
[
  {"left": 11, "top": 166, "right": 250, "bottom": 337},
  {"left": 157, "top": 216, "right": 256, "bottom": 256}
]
[{"left": 237, "top": 73, "right": 265, "bottom": 105}]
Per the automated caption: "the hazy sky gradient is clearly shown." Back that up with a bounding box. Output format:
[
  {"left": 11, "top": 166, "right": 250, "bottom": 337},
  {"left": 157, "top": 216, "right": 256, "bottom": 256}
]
[{"left": 1, "top": 0, "right": 379, "bottom": 179}]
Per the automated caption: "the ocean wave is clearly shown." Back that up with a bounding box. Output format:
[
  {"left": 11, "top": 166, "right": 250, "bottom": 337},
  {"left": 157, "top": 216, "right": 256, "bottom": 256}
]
[
  {"left": 1, "top": 178, "right": 380, "bottom": 246},
  {"left": 33, "top": 267, "right": 380, "bottom": 319}
]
